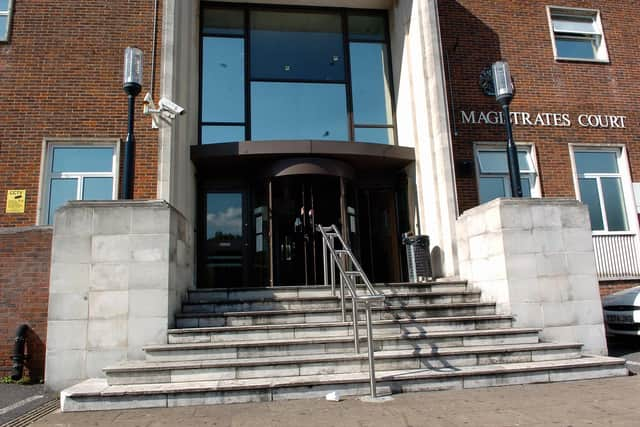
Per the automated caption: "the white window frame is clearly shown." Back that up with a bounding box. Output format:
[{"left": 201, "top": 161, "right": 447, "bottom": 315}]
[
  {"left": 569, "top": 144, "right": 637, "bottom": 235},
  {"left": 547, "top": 6, "right": 609, "bottom": 63},
  {"left": 37, "top": 138, "right": 120, "bottom": 225},
  {"left": 0, "top": 0, "right": 14, "bottom": 42},
  {"left": 473, "top": 143, "right": 541, "bottom": 204}
]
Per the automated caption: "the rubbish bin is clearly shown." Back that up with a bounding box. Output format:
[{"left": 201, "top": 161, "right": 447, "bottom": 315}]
[{"left": 402, "top": 233, "right": 432, "bottom": 282}]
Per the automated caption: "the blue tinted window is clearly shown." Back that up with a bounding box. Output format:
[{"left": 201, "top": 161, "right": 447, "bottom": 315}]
[
  {"left": 251, "top": 82, "right": 348, "bottom": 141},
  {"left": 83, "top": 177, "right": 113, "bottom": 200},
  {"left": 202, "top": 37, "right": 244, "bottom": 123},
  {"left": 48, "top": 179, "right": 77, "bottom": 224},
  {"left": 575, "top": 151, "right": 618, "bottom": 174},
  {"left": 350, "top": 43, "right": 392, "bottom": 125},
  {"left": 0, "top": 16, "right": 7, "bottom": 41},
  {"left": 52, "top": 147, "right": 113, "bottom": 173},
  {"left": 202, "top": 126, "right": 245, "bottom": 144},
  {"left": 479, "top": 177, "right": 506, "bottom": 204},
  {"left": 579, "top": 178, "right": 604, "bottom": 230},
  {"left": 0, "top": 1, "right": 9, "bottom": 10},
  {"left": 556, "top": 38, "right": 595, "bottom": 60},
  {"left": 354, "top": 127, "right": 393, "bottom": 145},
  {"left": 250, "top": 11, "right": 344, "bottom": 81},
  {"left": 602, "top": 177, "right": 628, "bottom": 231}
]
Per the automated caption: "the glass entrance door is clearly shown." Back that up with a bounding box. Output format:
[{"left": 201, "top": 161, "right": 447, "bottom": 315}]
[{"left": 271, "top": 175, "right": 343, "bottom": 286}]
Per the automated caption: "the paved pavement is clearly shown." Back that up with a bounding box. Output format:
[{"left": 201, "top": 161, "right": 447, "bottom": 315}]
[
  {"left": 0, "top": 383, "right": 55, "bottom": 426},
  {"left": 26, "top": 375, "right": 640, "bottom": 427}
]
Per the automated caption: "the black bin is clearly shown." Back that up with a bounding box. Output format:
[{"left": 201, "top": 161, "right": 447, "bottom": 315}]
[{"left": 402, "top": 233, "right": 432, "bottom": 282}]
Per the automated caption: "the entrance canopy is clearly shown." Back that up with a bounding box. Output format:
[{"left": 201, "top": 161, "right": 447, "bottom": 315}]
[{"left": 190, "top": 141, "right": 415, "bottom": 176}]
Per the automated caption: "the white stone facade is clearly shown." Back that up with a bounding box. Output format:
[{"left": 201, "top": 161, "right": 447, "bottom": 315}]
[
  {"left": 456, "top": 198, "right": 607, "bottom": 355},
  {"left": 45, "top": 200, "right": 193, "bottom": 390}
]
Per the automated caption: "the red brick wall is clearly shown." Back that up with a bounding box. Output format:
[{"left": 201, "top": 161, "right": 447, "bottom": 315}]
[
  {"left": 438, "top": 0, "right": 640, "bottom": 215},
  {"left": 0, "top": 227, "right": 52, "bottom": 379},
  {"left": 599, "top": 280, "right": 639, "bottom": 298},
  {"left": 0, "top": 0, "right": 163, "bottom": 227}
]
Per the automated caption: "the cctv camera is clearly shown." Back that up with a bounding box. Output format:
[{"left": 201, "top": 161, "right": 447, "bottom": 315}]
[{"left": 159, "top": 97, "right": 185, "bottom": 115}]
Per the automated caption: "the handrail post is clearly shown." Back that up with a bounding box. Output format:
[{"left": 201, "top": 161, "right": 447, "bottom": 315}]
[
  {"left": 365, "top": 302, "right": 377, "bottom": 398},
  {"left": 340, "top": 274, "right": 346, "bottom": 322},
  {"left": 330, "top": 236, "right": 336, "bottom": 291},
  {"left": 351, "top": 295, "right": 360, "bottom": 353}
]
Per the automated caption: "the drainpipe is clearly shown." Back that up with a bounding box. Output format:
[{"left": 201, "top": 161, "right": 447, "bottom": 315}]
[{"left": 11, "top": 324, "right": 29, "bottom": 381}]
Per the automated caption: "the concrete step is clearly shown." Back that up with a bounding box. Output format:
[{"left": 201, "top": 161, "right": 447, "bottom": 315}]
[
  {"left": 175, "top": 302, "right": 497, "bottom": 328},
  {"left": 104, "top": 342, "right": 584, "bottom": 386},
  {"left": 181, "top": 291, "right": 481, "bottom": 314},
  {"left": 186, "top": 281, "right": 469, "bottom": 303},
  {"left": 168, "top": 315, "right": 514, "bottom": 344},
  {"left": 143, "top": 328, "right": 542, "bottom": 362},
  {"left": 62, "top": 356, "right": 627, "bottom": 412}
]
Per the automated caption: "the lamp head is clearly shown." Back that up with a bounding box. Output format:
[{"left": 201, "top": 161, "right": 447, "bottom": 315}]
[
  {"left": 492, "top": 61, "right": 514, "bottom": 106},
  {"left": 123, "top": 46, "right": 143, "bottom": 96}
]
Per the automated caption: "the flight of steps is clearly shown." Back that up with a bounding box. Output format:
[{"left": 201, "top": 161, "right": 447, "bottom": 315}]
[{"left": 60, "top": 280, "right": 627, "bottom": 411}]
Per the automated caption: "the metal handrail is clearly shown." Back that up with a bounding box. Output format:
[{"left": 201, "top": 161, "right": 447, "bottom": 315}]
[{"left": 317, "top": 224, "right": 385, "bottom": 398}]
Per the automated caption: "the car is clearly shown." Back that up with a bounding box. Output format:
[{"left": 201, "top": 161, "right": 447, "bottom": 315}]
[{"left": 603, "top": 286, "right": 640, "bottom": 336}]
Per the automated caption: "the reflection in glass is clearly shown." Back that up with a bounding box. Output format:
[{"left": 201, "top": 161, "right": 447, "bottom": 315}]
[
  {"left": 202, "top": 9, "right": 244, "bottom": 35},
  {"left": 354, "top": 127, "right": 393, "bottom": 145},
  {"left": 349, "top": 15, "right": 385, "bottom": 41},
  {"left": 350, "top": 43, "right": 392, "bottom": 125},
  {"left": 579, "top": 178, "right": 604, "bottom": 230},
  {"left": 48, "top": 179, "right": 77, "bottom": 224},
  {"left": 250, "top": 11, "right": 344, "bottom": 81},
  {"left": 556, "top": 38, "right": 595, "bottom": 59},
  {"left": 479, "top": 177, "right": 506, "bottom": 203},
  {"left": 202, "top": 37, "right": 245, "bottom": 123},
  {"left": 552, "top": 16, "right": 595, "bottom": 33},
  {"left": 575, "top": 151, "right": 618, "bottom": 174},
  {"left": 83, "top": 177, "right": 113, "bottom": 200},
  {"left": 251, "top": 82, "right": 348, "bottom": 141},
  {"left": 202, "top": 126, "right": 245, "bottom": 144},
  {"left": 206, "top": 194, "right": 242, "bottom": 240},
  {"left": 0, "top": 1, "right": 8, "bottom": 10},
  {"left": 52, "top": 147, "right": 113, "bottom": 173},
  {"left": 602, "top": 177, "right": 628, "bottom": 231}
]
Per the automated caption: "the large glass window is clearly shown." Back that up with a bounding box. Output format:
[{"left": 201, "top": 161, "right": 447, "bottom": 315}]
[
  {"left": 0, "top": 0, "right": 14, "bottom": 41},
  {"left": 475, "top": 147, "right": 537, "bottom": 204},
  {"left": 548, "top": 7, "right": 609, "bottom": 62},
  {"left": 200, "top": 7, "right": 394, "bottom": 145},
  {"left": 574, "top": 150, "right": 629, "bottom": 232},
  {"left": 43, "top": 144, "right": 117, "bottom": 224}
]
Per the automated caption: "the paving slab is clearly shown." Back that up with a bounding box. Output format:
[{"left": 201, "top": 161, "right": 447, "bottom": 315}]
[{"left": 30, "top": 375, "right": 640, "bottom": 426}]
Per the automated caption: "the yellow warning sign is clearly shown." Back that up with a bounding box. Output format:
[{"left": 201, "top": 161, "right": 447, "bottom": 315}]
[{"left": 6, "top": 190, "right": 26, "bottom": 213}]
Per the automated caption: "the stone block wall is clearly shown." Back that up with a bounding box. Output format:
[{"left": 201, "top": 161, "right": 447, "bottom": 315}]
[
  {"left": 0, "top": 227, "right": 52, "bottom": 379},
  {"left": 457, "top": 198, "right": 607, "bottom": 355},
  {"left": 45, "top": 200, "right": 193, "bottom": 391}
]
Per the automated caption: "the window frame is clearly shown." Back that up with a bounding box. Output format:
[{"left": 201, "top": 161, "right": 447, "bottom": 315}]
[
  {"left": 546, "top": 5, "right": 609, "bottom": 63},
  {"left": 569, "top": 144, "right": 637, "bottom": 235},
  {"left": 198, "top": 4, "right": 397, "bottom": 146},
  {"left": 0, "top": 0, "right": 14, "bottom": 42},
  {"left": 473, "top": 143, "right": 540, "bottom": 204},
  {"left": 37, "top": 138, "right": 120, "bottom": 225}
]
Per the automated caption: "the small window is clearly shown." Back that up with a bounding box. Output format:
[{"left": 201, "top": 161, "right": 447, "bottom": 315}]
[
  {"left": 41, "top": 142, "right": 118, "bottom": 224},
  {"left": 475, "top": 147, "right": 538, "bottom": 204},
  {"left": 0, "top": 0, "right": 14, "bottom": 42},
  {"left": 548, "top": 7, "right": 609, "bottom": 62},
  {"left": 573, "top": 149, "right": 630, "bottom": 232}
]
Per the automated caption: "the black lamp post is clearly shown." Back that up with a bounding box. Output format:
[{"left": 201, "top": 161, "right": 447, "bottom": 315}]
[
  {"left": 492, "top": 61, "right": 522, "bottom": 198},
  {"left": 122, "top": 47, "right": 143, "bottom": 199}
]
